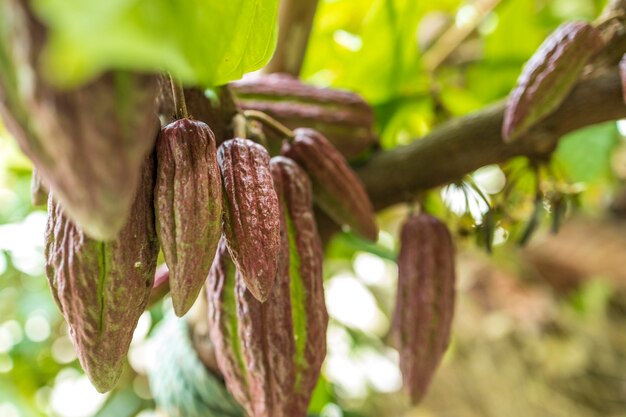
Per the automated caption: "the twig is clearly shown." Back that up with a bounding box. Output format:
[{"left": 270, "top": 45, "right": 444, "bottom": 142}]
[
  {"left": 168, "top": 74, "right": 188, "bottom": 119},
  {"left": 422, "top": 0, "right": 501, "bottom": 73},
  {"left": 243, "top": 110, "right": 295, "bottom": 139}
]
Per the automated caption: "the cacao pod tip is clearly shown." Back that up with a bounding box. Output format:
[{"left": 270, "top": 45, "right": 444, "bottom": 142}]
[
  {"left": 171, "top": 288, "right": 200, "bottom": 317},
  {"left": 84, "top": 360, "right": 124, "bottom": 393}
]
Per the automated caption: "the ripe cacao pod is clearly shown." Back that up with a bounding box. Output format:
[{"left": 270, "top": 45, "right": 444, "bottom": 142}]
[
  {"left": 207, "top": 157, "right": 328, "bottom": 417},
  {"left": 232, "top": 73, "right": 377, "bottom": 159},
  {"left": 0, "top": 0, "right": 160, "bottom": 240},
  {"left": 155, "top": 118, "right": 222, "bottom": 316},
  {"left": 44, "top": 155, "right": 159, "bottom": 393},
  {"left": 217, "top": 138, "right": 281, "bottom": 302},
  {"left": 282, "top": 128, "right": 378, "bottom": 241},
  {"left": 502, "top": 21, "right": 603, "bottom": 142},
  {"left": 270, "top": 156, "right": 328, "bottom": 415},
  {"left": 392, "top": 212, "right": 456, "bottom": 404}
]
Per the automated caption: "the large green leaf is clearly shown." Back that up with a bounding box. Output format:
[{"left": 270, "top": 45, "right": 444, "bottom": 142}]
[{"left": 29, "top": 0, "right": 279, "bottom": 87}]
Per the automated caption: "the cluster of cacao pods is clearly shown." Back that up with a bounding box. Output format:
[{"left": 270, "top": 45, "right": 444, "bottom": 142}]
[
  {"left": 41, "top": 97, "right": 378, "bottom": 404},
  {"left": 3, "top": 0, "right": 464, "bottom": 410},
  {"left": 502, "top": 21, "right": 604, "bottom": 142}
]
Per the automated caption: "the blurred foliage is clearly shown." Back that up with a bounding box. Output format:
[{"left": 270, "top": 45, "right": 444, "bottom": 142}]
[
  {"left": 27, "top": 0, "right": 279, "bottom": 87},
  {"left": 2, "top": 0, "right": 626, "bottom": 417}
]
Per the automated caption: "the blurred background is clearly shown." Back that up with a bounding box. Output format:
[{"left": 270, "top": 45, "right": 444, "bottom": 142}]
[{"left": 1, "top": 0, "right": 625, "bottom": 416}]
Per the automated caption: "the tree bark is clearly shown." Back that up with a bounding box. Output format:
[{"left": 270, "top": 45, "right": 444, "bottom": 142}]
[{"left": 357, "top": 69, "right": 626, "bottom": 210}]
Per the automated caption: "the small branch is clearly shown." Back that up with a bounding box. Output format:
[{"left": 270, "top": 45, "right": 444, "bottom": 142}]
[
  {"left": 423, "top": 0, "right": 501, "bottom": 72},
  {"left": 168, "top": 74, "right": 188, "bottom": 119},
  {"left": 243, "top": 110, "right": 295, "bottom": 139},
  {"left": 357, "top": 70, "right": 626, "bottom": 211},
  {"left": 263, "top": 0, "right": 319, "bottom": 76}
]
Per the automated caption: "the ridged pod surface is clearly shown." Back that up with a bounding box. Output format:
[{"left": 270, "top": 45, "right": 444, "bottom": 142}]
[
  {"left": 282, "top": 128, "right": 378, "bottom": 241},
  {"left": 217, "top": 138, "right": 281, "bottom": 302},
  {"left": 44, "top": 156, "right": 159, "bottom": 393},
  {"left": 207, "top": 157, "right": 327, "bottom": 417},
  {"left": 232, "top": 73, "right": 377, "bottom": 159},
  {"left": 270, "top": 156, "right": 328, "bottom": 415},
  {"left": 155, "top": 119, "right": 222, "bottom": 316},
  {"left": 502, "top": 21, "right": 603, "bottom": 142},
  {"left": 392, "top": 213, "right": 456, "bottom": 404},
  {"left": 0, "top": 0, "right": 160, "bottom": 240}
]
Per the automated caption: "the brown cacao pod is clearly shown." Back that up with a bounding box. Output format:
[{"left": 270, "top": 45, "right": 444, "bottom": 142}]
[
  {"left": 270, "top": 156, "right": 328, "bottom": 415},
  {"left": 207, "top": 156, "right": 328, "bottom": 417},
  {"left": 502, "top": 21, "right": 603, "bottom": 142},
  {"left": 217, "top": 138, "right": 281, "bottom": 302},
  {"left": 282, "top": 128, "right": 378, "bottom": 241},
  {"left": 44, "top": 155, "right": 159, "bottom": 393},
  {"left": 155, "top": 118, "right": 222, "bottom": 316},
  {"left": 231, "top": 73, "right": 377, "bottom": 159},
  {"left": 0, "top": 0, "right": 160, "bottom": 240},
  {"left": 392, "top": 212, "right": 456, "bottom": 404}
]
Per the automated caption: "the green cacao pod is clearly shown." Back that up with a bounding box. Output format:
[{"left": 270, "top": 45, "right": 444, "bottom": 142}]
[
  {"left": 392, "top": 212, "right": 456, "bottom": 404},
  {"left": 232, "top": 73, "right": 377, "bottom": 160},
  {"left": 502, "top": 21, "right": 603, "bottom": 142},
  {"left": 217, "top": 138, "right": 281, "bottom": 302},
  {"left": 44, "top": 155, "right": 159, "bottom": 393},
  {"left": 148, "top": 315, "right": 245, "bottom": 417},
  {"left": 207, "top": 157, "right": 328, "bottom": 417},
  {"left": 282, "top": 128, "right": 378, "bottom": 241},
  {"left": 0, "top": 0, "right": 160, "bottom": 240},
  {"left": 155, "top": 118, "right": 222, "bottom": 316}
]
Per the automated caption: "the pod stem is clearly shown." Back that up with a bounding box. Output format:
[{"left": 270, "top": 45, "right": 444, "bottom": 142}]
[
  {"left": 233, "top": 114, "right": 248, "bottom": 138},
  {"left": 243, "top": 110, "right": 295, "bottom": 139},
  {"left": 169, "top": 74, "right": 189, "bottom": 119}
]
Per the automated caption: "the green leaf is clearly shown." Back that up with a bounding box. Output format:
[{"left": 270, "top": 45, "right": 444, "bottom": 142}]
[
  {"left": 553, "top": 122, "right": 619, "bottom": 183},
  {"left": 29, "top": 0, "right": 279, "bottom": 87}
]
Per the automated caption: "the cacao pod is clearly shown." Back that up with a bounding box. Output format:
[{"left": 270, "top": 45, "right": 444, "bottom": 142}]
[
  {"left": 44, "top": 155, "right": 159, "bottom": 393},
  {"left": 207, "top": 156, "right": 328, "bottom": 417},
  {"left": 270, "top": 156, "right": 328, "bottom": 415},
  {"left": 282, "top": 128, "right": 378, "bottom": 241},
  {"left": 502, "top": 21, "right": 603, "bottom": 142},
  {"left": 232, "top": 73, "right": 377, "bottom": 159},
  {"left": 0, "top": 0, "right": 160, "bottom": 240},
  {"left": 217, "top": 138, "right": 281, "bottom": 302},
  {"left": 392, "top": 212, "right": 456, "bottom": 404},
  {"left": 155, "top": 118, "right": 222, "bottom": 316}
]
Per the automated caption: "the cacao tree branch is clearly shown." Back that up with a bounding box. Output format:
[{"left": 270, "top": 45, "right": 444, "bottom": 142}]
[
  {"left": 357, "top": 69, "right": 626, "bottom": 210},
  {"left": 263, "top": 0, "right": 319, "bottom": 76}
]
